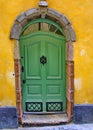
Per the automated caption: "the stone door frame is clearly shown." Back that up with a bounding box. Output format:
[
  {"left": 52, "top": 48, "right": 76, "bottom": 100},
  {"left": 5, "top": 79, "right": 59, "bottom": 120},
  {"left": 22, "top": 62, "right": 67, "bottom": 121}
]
[{"left": 10, "top": 1, "right": 76, "bottom": 123}]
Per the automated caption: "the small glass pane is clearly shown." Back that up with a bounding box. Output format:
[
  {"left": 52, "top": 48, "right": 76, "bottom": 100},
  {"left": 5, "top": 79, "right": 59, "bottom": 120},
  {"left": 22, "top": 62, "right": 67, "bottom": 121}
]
[
  {"left": 49, "top": 25, "right": 57, "bottom": 32},
  {"left": 56, "top": 30, "right": 63, "bottom": 36},
  {"left": 22, "top": 23, "right": 38, "bottom": 35},
  {"left": 30, "top": 23, "right": 38, "bottom": 32},
  {"left": 41, "top": 23, "right": 49, "bottom": 31}
]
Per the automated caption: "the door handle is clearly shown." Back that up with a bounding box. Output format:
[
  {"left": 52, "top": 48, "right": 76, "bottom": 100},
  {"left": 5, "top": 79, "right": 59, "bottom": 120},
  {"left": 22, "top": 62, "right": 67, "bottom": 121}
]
[{"left": 40, "top": 55, "right": 47, "bottom": 65}]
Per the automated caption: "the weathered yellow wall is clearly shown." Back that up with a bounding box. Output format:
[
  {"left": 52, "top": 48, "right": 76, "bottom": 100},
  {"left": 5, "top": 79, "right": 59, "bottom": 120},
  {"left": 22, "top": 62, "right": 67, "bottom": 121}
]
[{"left": 0, "top": 0, "right": 93, "bottom": 106}]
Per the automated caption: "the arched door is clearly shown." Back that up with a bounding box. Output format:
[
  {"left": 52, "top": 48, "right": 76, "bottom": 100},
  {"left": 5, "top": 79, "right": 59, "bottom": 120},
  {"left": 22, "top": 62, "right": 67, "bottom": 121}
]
[{"left": 19, "top": 18, "right": 66, "bottom": 113}]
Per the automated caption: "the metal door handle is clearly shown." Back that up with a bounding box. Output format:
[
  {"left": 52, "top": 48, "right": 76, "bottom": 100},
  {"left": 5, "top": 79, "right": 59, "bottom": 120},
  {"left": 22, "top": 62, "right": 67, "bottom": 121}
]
[{"left": 40, "top": 55, "right": 47, "bottom": 65}]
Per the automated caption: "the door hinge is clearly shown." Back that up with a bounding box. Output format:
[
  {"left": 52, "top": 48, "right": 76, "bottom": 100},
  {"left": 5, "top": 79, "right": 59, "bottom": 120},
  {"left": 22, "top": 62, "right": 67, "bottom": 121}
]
[
  {"left": 23, "top": 80, "right": 26, "bottom": 84},
  {"left": 21, "top": 56, "right": 24, "bottom": 59},
  {"left": 21, "top": 66, "right": 24, "bottom": 72}
]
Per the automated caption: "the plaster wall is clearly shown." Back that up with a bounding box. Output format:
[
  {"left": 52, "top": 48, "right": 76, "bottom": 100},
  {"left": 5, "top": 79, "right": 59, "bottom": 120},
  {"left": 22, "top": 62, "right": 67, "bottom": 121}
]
[{"left": 0, "top": 0, "right": 93, "bottom": 106}]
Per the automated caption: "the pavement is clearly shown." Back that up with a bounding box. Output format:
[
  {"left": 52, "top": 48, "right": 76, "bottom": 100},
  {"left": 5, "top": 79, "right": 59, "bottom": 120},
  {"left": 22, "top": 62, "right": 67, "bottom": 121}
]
[{"left": 2, "top": 123, "right": 93, "bottom": 130}]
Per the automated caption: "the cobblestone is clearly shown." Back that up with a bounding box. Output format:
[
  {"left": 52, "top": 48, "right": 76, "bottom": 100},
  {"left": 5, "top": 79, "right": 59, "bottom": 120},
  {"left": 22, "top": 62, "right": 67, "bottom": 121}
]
[{"left": 2, "top": 123, "right": 93, "bottom": 130}]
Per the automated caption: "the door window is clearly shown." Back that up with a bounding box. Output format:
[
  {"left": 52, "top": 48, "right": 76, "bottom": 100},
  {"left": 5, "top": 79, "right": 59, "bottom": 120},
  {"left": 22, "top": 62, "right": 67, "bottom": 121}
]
[{"left": 21, "top": 18, "right": 64, "bottom": 37}]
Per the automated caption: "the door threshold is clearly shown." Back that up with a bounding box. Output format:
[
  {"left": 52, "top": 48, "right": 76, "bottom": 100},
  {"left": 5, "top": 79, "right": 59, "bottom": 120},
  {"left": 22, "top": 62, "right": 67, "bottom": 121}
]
[
  {"left": 22, "top": 113, "right": 69, "bottom": 126},
  {"left": 23, "top": 111, "right": 66, "bottom": 115}
]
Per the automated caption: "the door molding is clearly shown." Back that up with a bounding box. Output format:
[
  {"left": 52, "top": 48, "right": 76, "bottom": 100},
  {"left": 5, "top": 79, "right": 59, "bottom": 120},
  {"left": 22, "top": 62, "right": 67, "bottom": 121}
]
[{"left": 10, "top": 1, "right": 76, "bottom": 123}]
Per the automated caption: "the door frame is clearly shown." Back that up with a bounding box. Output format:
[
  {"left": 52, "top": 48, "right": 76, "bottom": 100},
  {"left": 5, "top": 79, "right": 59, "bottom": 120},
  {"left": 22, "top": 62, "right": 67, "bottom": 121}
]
[{"left": 10, "top": 2, "right": 76, "bottom": 124}]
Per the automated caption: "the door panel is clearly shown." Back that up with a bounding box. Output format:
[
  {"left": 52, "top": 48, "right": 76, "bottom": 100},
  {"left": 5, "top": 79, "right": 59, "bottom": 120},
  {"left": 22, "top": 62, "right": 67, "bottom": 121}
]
[
  {"left": 28, "top": 85, "right": 42, "bottom": 95},
  {"left": 47, "top": 85, "right": 61, "bottom": 95},
  {"left": 20, "top": 32, "right": 66, "bottom": 113},
  {"left": 46, "top": 41, "right": 62, "bottom": 79},
  {"left": 25, "top": 41, "right": 41, "bottom": 79}
]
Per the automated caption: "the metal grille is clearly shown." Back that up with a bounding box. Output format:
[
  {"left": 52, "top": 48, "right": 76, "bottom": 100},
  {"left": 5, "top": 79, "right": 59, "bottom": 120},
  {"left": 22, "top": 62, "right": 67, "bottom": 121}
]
[
  {"left": 26, "top": 102, "right": 42, "bottom": 112},
  {"left": 46, "top": 102, "right": 63, "bottom": 112}
]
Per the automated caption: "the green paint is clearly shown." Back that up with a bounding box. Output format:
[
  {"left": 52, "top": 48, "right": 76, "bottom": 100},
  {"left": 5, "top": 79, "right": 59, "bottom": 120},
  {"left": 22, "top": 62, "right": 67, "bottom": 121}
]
[
  {"left": 19, "top": 19, "right": 66, "bottom": 113},
  {"left": 20, "top": 18, "right": 65, "bottom": 37}
]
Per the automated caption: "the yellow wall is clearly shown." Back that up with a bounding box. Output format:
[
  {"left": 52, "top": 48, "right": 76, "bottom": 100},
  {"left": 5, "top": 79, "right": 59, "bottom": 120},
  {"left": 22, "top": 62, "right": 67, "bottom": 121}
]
[{"left": 0, "top": 0, "right": 93, "bottom": 106}]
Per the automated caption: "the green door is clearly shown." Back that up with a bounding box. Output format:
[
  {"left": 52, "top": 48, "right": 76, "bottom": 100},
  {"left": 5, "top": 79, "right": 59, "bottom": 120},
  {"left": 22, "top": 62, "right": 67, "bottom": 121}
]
[{"left": 20, "top": 31, "right": 66, "bottom": 113}]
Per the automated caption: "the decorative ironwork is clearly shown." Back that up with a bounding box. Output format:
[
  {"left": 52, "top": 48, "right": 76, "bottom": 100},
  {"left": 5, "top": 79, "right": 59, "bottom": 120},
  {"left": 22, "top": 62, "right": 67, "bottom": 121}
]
[
  {"left": 26, "top": 102, "right": 42, "bottom": 112},
  {"left": 46, "top": 102, "right": 63, "bottom": 112},
  {"left": 40, "top": 55, "right": 47, "bottom": 65}
]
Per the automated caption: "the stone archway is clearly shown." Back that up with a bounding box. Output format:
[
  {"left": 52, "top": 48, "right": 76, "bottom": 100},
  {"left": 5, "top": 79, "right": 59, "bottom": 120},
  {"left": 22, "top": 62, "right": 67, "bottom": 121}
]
[{"left": 10, "top": 0, "right": 76, "bottom": 124}]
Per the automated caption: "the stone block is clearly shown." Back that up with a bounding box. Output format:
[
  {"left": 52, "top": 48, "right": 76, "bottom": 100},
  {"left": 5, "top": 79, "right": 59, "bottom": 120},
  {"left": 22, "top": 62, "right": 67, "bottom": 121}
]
[
  {"left": 64, "top": 29, "right": 71, "bottom": 41},
  {"left": 74, "top": 105, "right": 93, "bottom": 124},
  {"left": 39, "top": 1, "right": 48, "bottom": 7},
  {"left": 60, "top": 15, "right": 71, "bottom": 27},
  {"left": 10, "top": 23, "right": 22, "bottom": 39},
  {"left": 0, "top": 107, "right": 18, "bottom": 129},
  {"left": 25, "top": 8, "right": 39, "bottom": 17},
  {"left": 48, "top": 8, "right": 61, "bottom": 18},
  {"left": 16, "top": 13, "right": 28, "bottom": 27},
  {"left": 66, "top": 25, "right": 76, "bottom": 42},
  {"left": 16, "top": 13, "right": 26, "bottom": 23},
  {"left": 25, "top": 8, "right": 40, "bottom": 20}
]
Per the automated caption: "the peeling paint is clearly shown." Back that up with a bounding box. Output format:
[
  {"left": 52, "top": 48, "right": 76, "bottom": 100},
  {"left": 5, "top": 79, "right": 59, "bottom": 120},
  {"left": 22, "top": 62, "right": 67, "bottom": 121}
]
[
  {"left": 80, "top": 49, "right": 85, "bottom": 56},
  {"left": 6, "top": 72, "right": 15, "bottom": 86},
  {"left": 74, "top": 78, "right": 82, "bottom": 90},
  {"left": 84, "top": 100, "right": 88, "bottom": 104}
]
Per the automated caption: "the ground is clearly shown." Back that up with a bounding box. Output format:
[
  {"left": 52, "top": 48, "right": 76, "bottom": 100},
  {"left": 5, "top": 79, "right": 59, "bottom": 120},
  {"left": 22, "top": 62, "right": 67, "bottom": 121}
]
[{"left": 2, "top": 123, "right": 93, "bottom": 130}]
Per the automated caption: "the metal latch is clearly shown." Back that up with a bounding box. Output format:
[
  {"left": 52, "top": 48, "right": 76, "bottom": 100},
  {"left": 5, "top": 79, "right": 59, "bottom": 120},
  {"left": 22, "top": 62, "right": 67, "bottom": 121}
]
[
  {"left": 23, "top": 80, "right": 26, "bottom": 84},
  {"left": 21, "top": 66, "right": 24, "bottom": 72}
]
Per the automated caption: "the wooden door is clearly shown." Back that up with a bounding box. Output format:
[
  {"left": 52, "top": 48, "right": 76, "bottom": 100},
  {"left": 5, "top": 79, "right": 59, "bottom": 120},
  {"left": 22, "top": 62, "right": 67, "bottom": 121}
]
[{"left": 20, "top": 32, "right": 66, "bottom": 113}]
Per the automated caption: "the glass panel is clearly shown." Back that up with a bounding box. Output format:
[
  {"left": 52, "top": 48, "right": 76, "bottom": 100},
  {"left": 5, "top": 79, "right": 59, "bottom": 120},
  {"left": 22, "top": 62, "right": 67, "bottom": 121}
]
[
  {"left": 56, "top": 29, "right": 63, "bottom": 36},
  {"left": 49, "top": 25, "right": 63, "bottom": 36},
  {"left": 42, "top": 23, "right": 49, "bottom": 31},
  {"left": 22, "top": 23, "right": 38, "bottom": 35},
  {"left": 21, "top": 21, "right": 63, "bottom": 36},
  {"left": 30, "top": 23, "right": 38, "bottom": 32},
  {"left": 49, "top": 25, "right": 57, "bottom": 32}
]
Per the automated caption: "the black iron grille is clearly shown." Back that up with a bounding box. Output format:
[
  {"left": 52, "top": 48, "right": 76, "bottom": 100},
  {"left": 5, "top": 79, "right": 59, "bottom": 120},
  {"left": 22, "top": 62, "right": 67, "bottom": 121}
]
[
  {"left": 46, "top": 102, "right": 63, "bottom": 112},
  {"left": 26, "top": 102, "right": 42, "bottom": 112}
]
